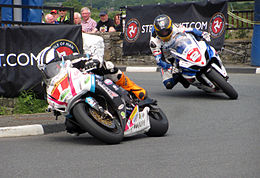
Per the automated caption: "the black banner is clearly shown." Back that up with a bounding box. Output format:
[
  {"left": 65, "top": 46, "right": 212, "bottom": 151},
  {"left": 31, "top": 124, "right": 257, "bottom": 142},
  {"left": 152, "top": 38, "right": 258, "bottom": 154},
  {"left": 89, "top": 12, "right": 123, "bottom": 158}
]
[
  {"left": 123, "top": 0, "right": 227, "bottom": 55},
  {"left": 0, "top": 25, "right": 83, "bottom": 98}
]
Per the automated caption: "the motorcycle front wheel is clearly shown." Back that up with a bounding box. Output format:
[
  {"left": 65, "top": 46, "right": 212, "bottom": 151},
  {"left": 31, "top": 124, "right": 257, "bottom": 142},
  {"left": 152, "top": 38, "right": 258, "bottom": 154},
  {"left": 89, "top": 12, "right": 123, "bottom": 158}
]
[
  {"left": 146, "top": 106, "right": 169, "bottom": 137},
  {"left": 206, "top": 68, "right": 238, "bottom": 99},
  {"left": 73, "top": 102, "right": 124, "bottom": 144}
]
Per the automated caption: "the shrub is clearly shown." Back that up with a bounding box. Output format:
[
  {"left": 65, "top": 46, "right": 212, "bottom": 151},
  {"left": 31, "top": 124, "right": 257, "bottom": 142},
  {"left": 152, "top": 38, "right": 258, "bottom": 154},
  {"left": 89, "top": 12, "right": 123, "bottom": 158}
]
[{"left": 13, "top": 90, "right": 48, "bottom": 114}]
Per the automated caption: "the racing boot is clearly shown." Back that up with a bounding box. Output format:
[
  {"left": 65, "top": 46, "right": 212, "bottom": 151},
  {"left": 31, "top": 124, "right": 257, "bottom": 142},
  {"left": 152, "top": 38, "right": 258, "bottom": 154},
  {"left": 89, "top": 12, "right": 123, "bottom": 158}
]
[
  {"left": 116, "top": 72, "right": 147, "bottom": 100},
  {"left": 65, "top": 117, "right": 85, "bottom": 136},
  {"left": 178, "top": 74, "right": 190, "bottom": 88}
]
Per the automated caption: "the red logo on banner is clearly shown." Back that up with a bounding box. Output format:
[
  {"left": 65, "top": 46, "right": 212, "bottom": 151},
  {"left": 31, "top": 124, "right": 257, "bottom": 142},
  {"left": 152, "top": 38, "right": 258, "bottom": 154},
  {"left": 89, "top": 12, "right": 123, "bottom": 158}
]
[
  {"left": 50, "top": 39, "right": 80, "bottom": 57},
  {"left": 125, "top": 18, "right": 140, "bottom": 43},
  {"left": 209, "top": 12, "right": 225, "bottom": 38}
]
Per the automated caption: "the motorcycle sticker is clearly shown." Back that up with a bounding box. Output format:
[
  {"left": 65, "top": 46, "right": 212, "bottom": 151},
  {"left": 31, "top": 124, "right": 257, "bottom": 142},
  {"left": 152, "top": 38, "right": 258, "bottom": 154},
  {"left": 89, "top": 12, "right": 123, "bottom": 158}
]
[
  {"left": 97, "top": 80, "right": 119, "bottom": 98},
  {"left": 124, "top": 106, "right": 150, "bottom": 137},
  {"left": 104, "top": 79, "right": 113, "bottom": 85},
  {"left": 51, "top": 74, "right": 69, "bottom": 100},
  {"left": 125, "top": 105, "right": 139, "bottom": 131},
  {"left": 60, "top": 89, "right": 71, "bottom": 101},
  {"left": 118, "top": 104, "right": 124, "bottom": 110},
  {"left": 85, "top": 97, "right": 97, "bottom": 108},
  {"left": 187, "top": 48, "right": 201, "bottom": 62},
  {"left": 121, "top": 111, "right": 126, "bottom": 118}
]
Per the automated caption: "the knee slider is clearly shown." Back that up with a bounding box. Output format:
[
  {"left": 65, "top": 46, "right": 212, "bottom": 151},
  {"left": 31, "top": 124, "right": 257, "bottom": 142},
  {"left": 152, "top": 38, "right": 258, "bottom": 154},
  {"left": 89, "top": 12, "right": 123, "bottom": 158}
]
[{"left": 163, "top": 76, "right": 178, "bottom": 89}]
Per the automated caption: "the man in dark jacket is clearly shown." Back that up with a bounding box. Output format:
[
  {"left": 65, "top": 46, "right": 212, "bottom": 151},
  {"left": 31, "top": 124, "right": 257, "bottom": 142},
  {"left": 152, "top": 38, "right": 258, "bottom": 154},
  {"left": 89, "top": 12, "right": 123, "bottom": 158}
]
[{"left": 93, "top": 11, "right": 116, "bottom": 32}]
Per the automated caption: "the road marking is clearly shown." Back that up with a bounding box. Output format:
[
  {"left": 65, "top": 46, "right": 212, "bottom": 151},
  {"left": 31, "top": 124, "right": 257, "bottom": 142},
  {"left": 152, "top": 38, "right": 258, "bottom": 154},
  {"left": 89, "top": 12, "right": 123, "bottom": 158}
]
[
  {"left": 126, "top": 67, "right": 157, "bottom": 72},
  {"left": 0, "top": 124, "right": 44, "bottom": 138},
  {"left": 256, "top": 68, "right": 260, "bottom": 74}
]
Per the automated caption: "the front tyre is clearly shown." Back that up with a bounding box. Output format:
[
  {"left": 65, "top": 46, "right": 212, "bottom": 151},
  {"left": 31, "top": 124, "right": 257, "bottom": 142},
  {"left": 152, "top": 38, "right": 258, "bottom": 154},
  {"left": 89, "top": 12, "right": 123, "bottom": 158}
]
[
  {"left": 73, "top": 102, "right": 124, "bottom": 144},
  {"left": 146, "top": 106, "right": 169, "bottom": 137},
  {"left": 206, "top": 68, "right": 238, "bottom": 99}
]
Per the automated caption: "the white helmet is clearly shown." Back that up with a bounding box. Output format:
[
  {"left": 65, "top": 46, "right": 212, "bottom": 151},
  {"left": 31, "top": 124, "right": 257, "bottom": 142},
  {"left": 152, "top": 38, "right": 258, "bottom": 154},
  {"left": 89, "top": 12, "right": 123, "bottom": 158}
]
[
  {"left": 37, "top": 47, "right": 60, "bottom": 68},
  {"left": 37, "top": 47, "right": 62, "bottom": 80}
]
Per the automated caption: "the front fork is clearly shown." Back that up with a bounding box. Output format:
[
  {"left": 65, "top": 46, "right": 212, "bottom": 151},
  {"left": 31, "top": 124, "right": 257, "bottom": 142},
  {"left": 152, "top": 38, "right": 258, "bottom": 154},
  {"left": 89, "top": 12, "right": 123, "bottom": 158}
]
[{"left": 85, "top": 96, "right": 114, "bottom": 119}]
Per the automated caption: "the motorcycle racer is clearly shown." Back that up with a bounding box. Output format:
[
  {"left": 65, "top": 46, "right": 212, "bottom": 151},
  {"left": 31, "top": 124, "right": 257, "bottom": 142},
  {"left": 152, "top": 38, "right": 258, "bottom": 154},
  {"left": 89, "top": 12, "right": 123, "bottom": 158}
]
[
  {"left": 37, "top": 35, "right": 147, "bottom": 101},
  {"left": 37, "top": 35, "right": 148, "bottom": 135},
  {"left": 150, "top": 14, "right": 211, "bottom": 89}
]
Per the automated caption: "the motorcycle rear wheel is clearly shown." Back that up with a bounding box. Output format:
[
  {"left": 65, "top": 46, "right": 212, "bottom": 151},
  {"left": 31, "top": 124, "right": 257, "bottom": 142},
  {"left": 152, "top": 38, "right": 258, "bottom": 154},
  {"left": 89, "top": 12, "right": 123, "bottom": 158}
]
[
  {"left": 206, "top": 68, "right": 238, "bottom": 99},
  {"left": 73, "top": 102, "right": 124, "bottom": 144},
  {"left": 146, "top": 106, "right": 169, "bottom": 137}
]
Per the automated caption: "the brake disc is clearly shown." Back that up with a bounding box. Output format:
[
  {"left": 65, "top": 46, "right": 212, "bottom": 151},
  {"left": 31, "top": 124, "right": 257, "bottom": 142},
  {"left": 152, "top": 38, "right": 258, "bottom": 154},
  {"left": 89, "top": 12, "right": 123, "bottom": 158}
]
[{"left": 89, "top": 108, "right": 116, "bottom": 129}]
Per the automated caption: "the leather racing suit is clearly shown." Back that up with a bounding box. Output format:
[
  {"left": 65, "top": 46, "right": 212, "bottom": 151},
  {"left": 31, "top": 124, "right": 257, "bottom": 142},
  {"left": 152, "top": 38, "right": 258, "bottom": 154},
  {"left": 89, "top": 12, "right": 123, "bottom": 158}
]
[
  {"left": 150, "top": 24, "right": 210, "bottom": 89},
  {"left": 71, "top": 33, "right": 147, "bottom": 100}
]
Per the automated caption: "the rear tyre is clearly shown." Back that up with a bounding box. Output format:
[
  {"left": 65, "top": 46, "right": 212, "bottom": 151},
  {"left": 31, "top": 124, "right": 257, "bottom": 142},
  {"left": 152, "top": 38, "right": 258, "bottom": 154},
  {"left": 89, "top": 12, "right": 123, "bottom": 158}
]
[
  {"left": 206, "top": 68, "right": 238, "bottom": 99},
  {"left": 73, "top": 102, "right": 124, "bottom": 144},
  {"left": 146, "top": 106, "right": 169, "bottom": 137}
]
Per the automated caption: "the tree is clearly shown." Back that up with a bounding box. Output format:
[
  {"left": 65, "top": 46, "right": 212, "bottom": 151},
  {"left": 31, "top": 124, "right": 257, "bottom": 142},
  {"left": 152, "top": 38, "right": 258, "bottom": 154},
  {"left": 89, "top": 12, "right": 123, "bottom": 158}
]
[{"left": 60, "top": 0, "right": 82, "bottom": 12}]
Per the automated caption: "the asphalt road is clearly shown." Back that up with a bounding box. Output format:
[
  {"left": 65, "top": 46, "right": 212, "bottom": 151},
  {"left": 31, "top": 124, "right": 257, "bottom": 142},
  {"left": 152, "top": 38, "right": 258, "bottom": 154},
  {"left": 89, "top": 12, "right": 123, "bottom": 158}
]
[{"left": 0, "top": 73, "right": 260, "bottom": 178}]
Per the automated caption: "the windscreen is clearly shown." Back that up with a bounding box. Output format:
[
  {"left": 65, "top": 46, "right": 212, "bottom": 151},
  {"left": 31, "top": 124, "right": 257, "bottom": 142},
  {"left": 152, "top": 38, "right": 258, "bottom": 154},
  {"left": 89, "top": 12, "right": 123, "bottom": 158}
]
[
  {"left": 43, "top": 61, "right": 62, "bottom": 79},
  {"left": 172, "top": 33, "right": 192, "bottom": 54}
]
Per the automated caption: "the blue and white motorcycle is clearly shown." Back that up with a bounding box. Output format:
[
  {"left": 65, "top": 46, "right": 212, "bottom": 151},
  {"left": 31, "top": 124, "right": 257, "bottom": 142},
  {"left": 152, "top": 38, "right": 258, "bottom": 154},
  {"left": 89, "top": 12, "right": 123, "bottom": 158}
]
[
  {"left": 169, "top": 32, "right": 238, "bottom": 99},
  {"left": 38, "top": 59, "right": 168, "bottom": 144}
]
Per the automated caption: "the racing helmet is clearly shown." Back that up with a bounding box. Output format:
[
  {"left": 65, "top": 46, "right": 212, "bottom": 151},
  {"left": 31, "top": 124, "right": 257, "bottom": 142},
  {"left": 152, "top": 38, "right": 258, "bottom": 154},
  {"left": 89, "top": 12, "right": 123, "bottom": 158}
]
[
  {"left": 37, "top": 46, "right": 60, "bottom": 66},
  {"left": 37, "top": 47, "right": 62, "bottom": 80},
  {"left": 153, "top": 14, "right": 173, "bottom": 41}
]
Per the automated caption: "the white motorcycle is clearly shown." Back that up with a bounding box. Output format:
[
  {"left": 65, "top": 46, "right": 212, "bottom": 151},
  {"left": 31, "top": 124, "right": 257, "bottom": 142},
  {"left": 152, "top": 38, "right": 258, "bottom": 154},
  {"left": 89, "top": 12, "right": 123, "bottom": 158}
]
[
  {"left": 38, "top": 59, "right": 168, "bottom": 144},
  {"left": 168, "top": 32, "right": 238, "bottom": 99}
]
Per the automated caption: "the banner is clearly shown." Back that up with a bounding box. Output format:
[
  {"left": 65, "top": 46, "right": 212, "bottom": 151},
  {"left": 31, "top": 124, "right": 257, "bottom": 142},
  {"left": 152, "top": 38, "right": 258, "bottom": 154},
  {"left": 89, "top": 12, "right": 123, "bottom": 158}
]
[
  {"left": 123, "top": 0, "right": 227, "bottom": 55},
  {"left": 0, "top": 25, "right": 83, "bottom": 98}
]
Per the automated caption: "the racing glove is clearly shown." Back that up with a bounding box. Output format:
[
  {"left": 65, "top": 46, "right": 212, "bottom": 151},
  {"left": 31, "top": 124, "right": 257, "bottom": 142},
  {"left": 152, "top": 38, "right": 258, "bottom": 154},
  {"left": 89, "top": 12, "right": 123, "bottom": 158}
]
[
  {"left": 157, "top": 60, "right": 172, "bottom": 70},
  {"left": 70, "top": 54, "right": 90, "bottom": 69},
  {"left": 168, "top": 65, "right": 179, "bottom": 74},
  {"left": 155, "top": 54, "right": 172, "bottom": 70},
  {"left": 202, "top": 32, "right": 211, "bottom": 42},
  {"left": 185, "top": 28, "right": 211, "bottom": 42},
  {"left": 71, "top": 57, "right": 88, "bottom": 69},
  {"left": 84, "top": 59, "right": 100, "bottom": 70}
]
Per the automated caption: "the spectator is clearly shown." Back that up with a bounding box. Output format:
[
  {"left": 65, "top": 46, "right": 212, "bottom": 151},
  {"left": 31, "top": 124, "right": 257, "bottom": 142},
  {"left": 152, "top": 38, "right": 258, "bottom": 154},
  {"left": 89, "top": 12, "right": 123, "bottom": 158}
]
[
  {"left": 57, "top": 8, "right": 70, "bottom": 24},
  {"left": 81, "top": 7, "right": 96, "bottom": 33},
  {"left": 45, "top": 14, "right": 56, "bottom": 24},
  {"left": 114, "top": 13, "right": 123, "bottom": 32},
  {"left": 74, "top": 12, "right": 81, "bottom": 25},
  {"left": 94, "top": 11, "right": 116, "bottom": 33},
  {"left": 50, "top": 10, "right": 59, "bottom": 23}
]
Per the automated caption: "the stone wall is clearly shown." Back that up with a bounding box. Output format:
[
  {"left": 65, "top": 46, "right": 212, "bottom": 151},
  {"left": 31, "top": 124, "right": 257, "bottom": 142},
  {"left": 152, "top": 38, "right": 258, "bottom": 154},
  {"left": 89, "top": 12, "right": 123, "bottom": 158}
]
[
  {"left": 0, "top": 98, "right": 17, "bottom": 113},
  {"left": 91, "top": 32, "right": 156, "bottom": 66},
  {"left": 220, "top": 39, "right": 251, "bottom": 64},
  {"left": 93, "top": 32, "right": 252, "bottom": 65}
]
